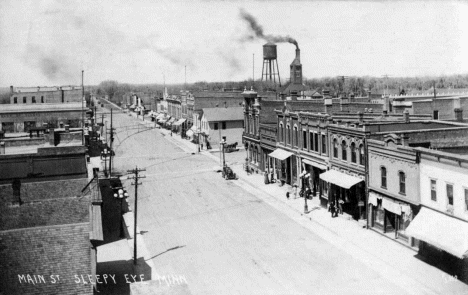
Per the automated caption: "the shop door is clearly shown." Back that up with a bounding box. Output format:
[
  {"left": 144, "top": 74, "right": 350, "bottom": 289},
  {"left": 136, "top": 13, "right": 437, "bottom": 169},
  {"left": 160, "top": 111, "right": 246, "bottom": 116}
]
[{"left": 286, "top": 158, "right": 291, "bottom": 185}]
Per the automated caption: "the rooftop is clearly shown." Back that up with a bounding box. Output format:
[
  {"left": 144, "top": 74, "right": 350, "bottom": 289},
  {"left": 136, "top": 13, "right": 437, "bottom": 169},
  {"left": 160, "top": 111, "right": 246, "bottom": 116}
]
[
  {"left": 202, "top": 107, "right": 244, "bottom": 122},
  {"left": 0, "top": 102, "right": 86, "bottom": 113}
]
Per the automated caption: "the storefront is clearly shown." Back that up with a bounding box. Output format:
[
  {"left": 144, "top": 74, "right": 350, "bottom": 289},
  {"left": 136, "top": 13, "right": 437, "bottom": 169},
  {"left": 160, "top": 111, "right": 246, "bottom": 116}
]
[
  {"left": 319, "top": 169, "right": 365, "bottom": 220},
  {"left": 368, "top": 191, "right": 418, "bottom": 246},
  {"left": 406, "top": 207, "right": 468, "bottom": 283},
  {"left": 269, "top": 149, "right": 293, "bottom": 185},
  {"left": 301, "top": 158, "right": 327, "bottom": 200}
]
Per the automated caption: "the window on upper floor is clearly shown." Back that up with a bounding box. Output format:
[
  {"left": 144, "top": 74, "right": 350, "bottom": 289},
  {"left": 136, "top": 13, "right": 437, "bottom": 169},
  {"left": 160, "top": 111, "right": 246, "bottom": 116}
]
[
  {"left": 351, "top": 142, "right": 357, "bottom": 163},
  {"left": 446, "top": 183, "right": 454, "bottom": 206},
  {"left": 341, "top": 140, "right": 347, "bottom": 161},
  {"left": 399, "top": 171, "right": 406, "bottom": 195},
  {"left": 333, "top": 138, "right": 338, "bottom": 158},
  {"left": 314, "top": 133, "right": 319, "bottom": 152},
  {"left": 13, "top": 97, "right": 17, "bottom": 103},
  {"left": 222, "top": 122, "right": 226, "bottom": 130},
  {"left": 32, "top": 96, "right": 36, "bottom": 103},
  {"left": 302, "top": 130, "right": 307, "bottom": 149},
  {"left": 359, "top": 144, "right": 365, "bottom": 166},
  {"left": 321, "top": 134, "right": 326, "bottom": 154},
  {"left": 286, "top": 125, "right": 290, "bottom": 145},
  {"left": 41, "top": 96, "right": 44, "bottom": 103},
  {"left": 431, "top": 179, "right": 437, "bottom": 201},
  {"left": 310, "top": 132, "right": 314, "bottom": 151},
  {"left": 23, "top": 97, "right": 26, "bottom": 103},
  {"left": 214, "top": 123, "right": 218, "bottom": 130},
  {"left": 294, "top": 126, "right": 298, "bottom": 147},
  {"left": 380, "top": 166, "right": 387, "bottom": 189},
  {"left": 279, "top": 124, "right": 283, "bottom": 142}
]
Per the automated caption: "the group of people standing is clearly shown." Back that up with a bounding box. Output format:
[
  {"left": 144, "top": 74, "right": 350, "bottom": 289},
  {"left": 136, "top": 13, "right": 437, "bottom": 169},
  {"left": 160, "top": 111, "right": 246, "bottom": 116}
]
[{"left": 328, "top": 195, "right": 344, "bottom": 218}]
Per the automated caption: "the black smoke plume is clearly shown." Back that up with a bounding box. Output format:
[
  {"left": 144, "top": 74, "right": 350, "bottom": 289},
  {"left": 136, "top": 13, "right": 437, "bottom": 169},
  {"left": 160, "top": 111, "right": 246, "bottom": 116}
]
[{"left": 239, "top": 9, "right": 299, "bottom": 49}]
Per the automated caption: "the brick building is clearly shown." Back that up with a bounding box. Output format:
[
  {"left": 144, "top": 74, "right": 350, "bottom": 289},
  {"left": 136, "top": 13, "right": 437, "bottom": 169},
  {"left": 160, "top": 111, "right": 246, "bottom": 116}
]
[
  {"left": 9, "top": 85, "right": 83, "bottom": 104},
  {"left": 0, "top": 138, "right": 101, "bottom": 294}
]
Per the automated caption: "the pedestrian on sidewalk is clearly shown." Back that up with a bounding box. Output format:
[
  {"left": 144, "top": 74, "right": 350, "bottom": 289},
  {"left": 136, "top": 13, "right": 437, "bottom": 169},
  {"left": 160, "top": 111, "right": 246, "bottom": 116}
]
[
  {"left": 170, "top": 131, "right": 173, "bottom": 136},
  {"left": 286, "top": 192, "right": 290, "bottom": 199}
]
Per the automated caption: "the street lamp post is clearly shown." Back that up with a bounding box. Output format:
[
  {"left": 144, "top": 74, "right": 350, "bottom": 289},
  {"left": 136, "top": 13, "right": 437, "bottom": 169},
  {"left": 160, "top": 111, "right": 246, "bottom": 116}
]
[
  {"left": 101, "top": 149, "right": 109, "bottom": 177},
  {"left": 220, "top": 138, "right": 226, "bottom": 168},
  {"left": 113, "top": 188, "right": 129, "bottom": 238}
]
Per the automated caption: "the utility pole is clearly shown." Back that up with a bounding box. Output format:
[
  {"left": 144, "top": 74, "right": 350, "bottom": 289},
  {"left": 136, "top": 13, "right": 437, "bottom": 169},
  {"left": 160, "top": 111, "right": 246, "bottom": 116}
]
[
  {"left": 109, "top": 109, "right": 114, "bottom": 177},
  {"left": 253, "top": 53, "right": 255, "bottom": 89},
  {"left": 82, "top": 70, "right": 85, "bottom": 145},
  {"left": 128, "top": 167, "right": 146, "bottom": 265}
]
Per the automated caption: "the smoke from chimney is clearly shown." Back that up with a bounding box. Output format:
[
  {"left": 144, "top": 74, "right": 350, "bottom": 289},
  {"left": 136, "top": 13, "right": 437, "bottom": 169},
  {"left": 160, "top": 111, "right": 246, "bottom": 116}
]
[{"left": 239, "top": 9, "right": 299, "bottom": 49}]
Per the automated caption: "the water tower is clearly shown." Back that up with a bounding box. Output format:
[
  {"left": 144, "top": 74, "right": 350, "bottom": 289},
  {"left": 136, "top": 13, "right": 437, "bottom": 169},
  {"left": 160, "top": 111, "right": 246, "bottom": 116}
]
[{"left": 261, "top": 42, "right": 281, "bottom": 86}]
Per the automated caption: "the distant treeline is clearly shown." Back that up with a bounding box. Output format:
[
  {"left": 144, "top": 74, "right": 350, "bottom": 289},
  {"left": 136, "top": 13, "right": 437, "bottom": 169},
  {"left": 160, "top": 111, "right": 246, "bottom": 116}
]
[
  {"left": 95, "top": 74, "right": 468, "bottom": 104},
  {"left": 3, "top": 74, "right": 468, "bottom": 104}
]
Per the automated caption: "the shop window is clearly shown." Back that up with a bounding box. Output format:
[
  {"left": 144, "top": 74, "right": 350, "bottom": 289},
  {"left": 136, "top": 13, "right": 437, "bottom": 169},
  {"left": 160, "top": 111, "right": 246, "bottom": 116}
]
[
  {"left": 374, "top": 199, "right": 385, "bottom": 229},
  {"left": 464, "top": 188, "right": 468, "bottom": 211},
  {"left": 1, "top": 122, "right": 14, "bottom": 133},
  {"left": 302, "top": 130, "right": 307, "bottom": 149},
  {"left": 430, "top": 179, "right": 437, "bottom": 201},
  {"left": 321, "top": 134, "right": 326, "bottom": 154},
  {"left": 333, "top": 139, "right": 338, "bottom": 158},
  {"left": 32, "top": 96, "right": 36, "bottom": 103},
  {"left": 341, "top": 140, "right": 347, "bottom": 161},
  {"left": 381, "top": 166, "right": 387, "bottom": 188},
  {"left": 446, "top": 183, "right": 454, "bottom": 206},
  {"left": 222, "top": 122, "right": 226, "bottom": 130},
  {"left": 286, "top": 125, "right": 291, "bottom": 145},
  {"left": 41, "top": 96, "right": 44, "bottom": 103},
  {"left": 214, "top": 123, "right": 218, "bottom": 130},
  {"left": 14, "top": 97, "right": 17, "bottom": 103},
  {"left": 24, "top": 121, "right": 36, "bottom": 132},
  {"left": 399, "top": 171, "right": 406, "bottom": 195},
  {"left": 351, "top": 142, "right": 356, "bottom": 163},
  {"left": 23, "top": 97, "right": 26, "bottom": 103}
]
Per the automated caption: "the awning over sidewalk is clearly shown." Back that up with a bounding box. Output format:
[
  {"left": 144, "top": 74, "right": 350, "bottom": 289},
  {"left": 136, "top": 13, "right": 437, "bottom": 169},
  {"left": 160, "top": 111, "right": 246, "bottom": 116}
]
[
  {"left": 406, "top": 207, "right": 468, "bottom": 259},
  {"left": 186, "top": 130, "right": 194, "bottom": 137},
  {"left": 302, "top": 158, "right": 327, "bottom": 171},
  {"left": 172, "top": 118, "right": 186, "bottom": 126},
  {"left": 319, "top": 169, "right": 363, "bottom": 189},
  {"left": 269, "top": 149, "right": 293, "bottom": 161}
]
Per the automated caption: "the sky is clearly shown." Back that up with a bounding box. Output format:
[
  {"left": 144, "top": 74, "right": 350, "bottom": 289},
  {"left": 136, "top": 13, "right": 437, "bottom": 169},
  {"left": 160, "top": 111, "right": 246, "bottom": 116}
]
[{"left": 0, "top": 0, "right": 467, "bottom": 87}]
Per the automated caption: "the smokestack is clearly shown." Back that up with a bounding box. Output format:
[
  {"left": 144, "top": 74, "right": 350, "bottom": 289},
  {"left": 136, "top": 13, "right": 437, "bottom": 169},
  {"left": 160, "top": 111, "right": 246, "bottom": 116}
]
[{"left": 295, "top": 48, "right": 300, "bottom": 62}]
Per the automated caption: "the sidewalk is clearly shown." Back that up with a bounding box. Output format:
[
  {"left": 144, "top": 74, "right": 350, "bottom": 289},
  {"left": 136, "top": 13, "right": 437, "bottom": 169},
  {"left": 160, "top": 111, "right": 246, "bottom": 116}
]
[
  {"left": 116, "top": 105, "right": 468, "bottom": 294},
  {"left": 147, "top": 114, "right": 468, "bottom": 294}
]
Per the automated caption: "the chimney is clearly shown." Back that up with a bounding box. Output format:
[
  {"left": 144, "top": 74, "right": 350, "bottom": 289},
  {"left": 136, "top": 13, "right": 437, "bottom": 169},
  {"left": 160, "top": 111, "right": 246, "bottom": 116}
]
[
  {"left": 455, "top": 108, "right": 463, "bottom": 122},
  {"left": 10, "top": 85, "right": 13, "bottom": 94},
  {"left": 11, "top": 179, "right": 22, "bottom": 207},
  {"left": 358, "top": 111, "right": 364, "bottom": 123},
  {"left": 404, "top": 110, "right": 410, "bottom": 123}
]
